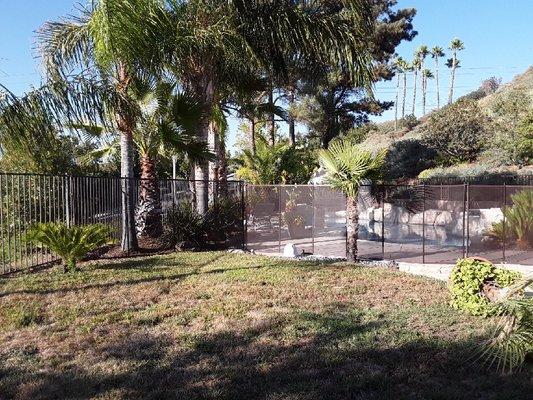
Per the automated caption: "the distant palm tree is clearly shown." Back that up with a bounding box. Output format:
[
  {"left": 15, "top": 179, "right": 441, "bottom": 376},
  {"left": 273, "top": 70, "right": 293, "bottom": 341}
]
[
  {"left": 416, "top": 46, "right": 429, "bottom": 112},
  {"left": 318, "top": 139, "right": 385, "bottom": 262},
  {"left": 447, "top": 38, "right": 465, "bottom": 104},
  {"left": 411, "top": 57, "right": 421, "bottom": 115},
  {"left": 421, "top": 69, "right": 434, "bottom": 115},
  {"left": 393, "top": 57, "right": 406, "bottom": 130},
  {"left": 398, "top": 58, "right": 409, "bottom": 119},
  {"left": 431, "top": 46, "right": 445, "bottom": 109}
]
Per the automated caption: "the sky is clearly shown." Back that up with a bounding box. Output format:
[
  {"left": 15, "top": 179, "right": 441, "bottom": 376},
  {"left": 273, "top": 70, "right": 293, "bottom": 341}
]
[{"left": 1, "top": 0, "right": 532, "bottom": 152}]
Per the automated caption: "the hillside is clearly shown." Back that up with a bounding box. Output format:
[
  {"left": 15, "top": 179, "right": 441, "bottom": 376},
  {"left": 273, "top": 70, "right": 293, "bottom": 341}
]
[{"left": 359, "top": 66, "right": 533, "bottom": 181}]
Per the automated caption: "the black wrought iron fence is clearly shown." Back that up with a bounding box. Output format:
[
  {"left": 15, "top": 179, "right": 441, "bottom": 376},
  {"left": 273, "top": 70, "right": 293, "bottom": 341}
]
[
  {"left": 0, "top": 173, "right": 244, "bottom": 274},
  {"left": 245, "top": 183, "right": 533, "bottom": 266}
]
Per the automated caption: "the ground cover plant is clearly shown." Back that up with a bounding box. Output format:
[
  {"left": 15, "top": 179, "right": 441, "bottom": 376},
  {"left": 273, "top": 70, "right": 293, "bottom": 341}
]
[{"left": 0, "top": 252, "right": 530, "bottom": 399}]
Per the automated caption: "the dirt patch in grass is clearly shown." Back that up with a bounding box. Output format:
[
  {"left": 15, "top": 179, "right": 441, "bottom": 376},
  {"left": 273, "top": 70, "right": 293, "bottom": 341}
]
[{"left": 0, "top": 252, "right": 530, "bottom": 399}]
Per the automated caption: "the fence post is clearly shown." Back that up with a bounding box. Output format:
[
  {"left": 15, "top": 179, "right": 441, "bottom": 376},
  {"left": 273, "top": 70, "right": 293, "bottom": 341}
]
[
  {"left": 64, "top": 175, "right": 71, "bottom": 228},
  {"left": 422, "top": 183, "right": 426, "bottom": 264},
  {"left": 462, "top": 183, "right": 467, "bottom": 258},
  {"left": 502, "top": 183, "right": 506, "bottom": 263},
  {"left": 381, "top": 185, "right": 385, "bottom": 260},
  {"left": 278, "top": 187, "right": 282, "bottom": 254},
  {"left": 241, "top": 182, "right": 246, "bottom": 250},
  {"left": 311, "top": 185, "right": 315, "bottom": 255},
  {"left": 465, "top": 183, "right": 470, "bottom": 258}
]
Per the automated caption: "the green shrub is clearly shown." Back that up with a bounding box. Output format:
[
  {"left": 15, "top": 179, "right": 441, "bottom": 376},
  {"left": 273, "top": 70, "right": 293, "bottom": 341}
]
[
  {"left": 384, "top": 139, "right": 436, "bottom": 180},
  {"left": 25, "top": 223, "right": 112, "bottom": 272},
  {"left": 421, "top": 99, "right": 490, "bottom": 165},
  {"left": 486, "top": 190, "right": 533, "bottom": 249},
  {"left": 398, "top": 114, "right": 419, "bottom": 130},
  {"left": 163, "top": 199, "right": 242, "bottom": 249},
  {"left": 449, "top": 258, "right": 521, "bottom": 316}
]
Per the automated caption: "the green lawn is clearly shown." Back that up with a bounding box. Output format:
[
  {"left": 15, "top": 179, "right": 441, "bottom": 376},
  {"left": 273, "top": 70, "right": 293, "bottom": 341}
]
[{"left": 0, "top": 252, "right": 530, "bottom": 399}]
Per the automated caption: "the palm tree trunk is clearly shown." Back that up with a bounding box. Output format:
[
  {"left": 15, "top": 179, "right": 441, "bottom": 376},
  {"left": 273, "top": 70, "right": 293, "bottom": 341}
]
[
  {"left": 346, "top": 195, "right": 359, "bottom": 262},
  {"left": 448, "top": 52, "right": 456, "bottom": 104},
  {"left": 411, "top": 69, "right": 417, "bottom": 115},
  {"left": 218, "top": 134, "right": 228, "bottom": 197},
  {"left": 394, "top": 73, "right": 400, "bottom": 130},
  {"left": 208, "top": 120, "right": 219, "bottom": 204},
  {"left": 135, "top": 154, "right": 162, "bottom": 238},
  {"left": 250, "top": 118, "right": 257, "bottom": 155},
  {"left": 401, "top": 72, "right": 407, "bottom": 118},
  {"left": 192, "top": 74, "right": 215, "bottom": 215},
  {"left": 422, "top": 75, "right": 426, "bottom": 115},
  {"left": 268, "top": 85, "right": 275, "bottom": 146},
  {"left": 435, "top": 58, "right": 440, "bottom": 109},
  {"left": 116, "top": 62, "right": 138, "bottom": 252},
  {"left": 288, "top": 84, "right": 296, "bottom": 145}
]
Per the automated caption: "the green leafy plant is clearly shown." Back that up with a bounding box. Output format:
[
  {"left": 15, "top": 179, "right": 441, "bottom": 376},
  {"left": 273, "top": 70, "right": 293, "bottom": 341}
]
[
  {"left": 25, "top": 223, "right": 112, "bottom": 272},
  {"left": 449, "top": 258, "right": 521, "bottom": 317},
  {"left": 480, "top": 277, "right": 533, "bottom": 374},
  {"left": 163, "top": 199, "right": 242, "bottom": 249},
  {"left": 486, "top": 190, "right": 533, "bottom": 249}
]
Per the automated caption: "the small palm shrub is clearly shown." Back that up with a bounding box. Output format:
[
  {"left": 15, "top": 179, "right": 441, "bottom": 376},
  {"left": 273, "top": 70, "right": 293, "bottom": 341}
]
[
  {"left": 481, "top": 277, "right": 533, "bottom": 374},
  {"left": 449, "top": 258, "right": 521, "bottom": 317},
  {"left": 25, "top": 223, "right": 112, "bottom": 272},
  {"left": 486, "top": 190, "right": 533, "bottom": 249}
]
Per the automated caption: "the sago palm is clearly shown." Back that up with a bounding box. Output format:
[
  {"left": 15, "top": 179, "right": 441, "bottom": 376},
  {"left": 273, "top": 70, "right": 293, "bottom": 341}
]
[
  {"left": 25, "top": 223, "right": 112, "bottom": 272},
  {"left": 318, "top": 139, "right": 386, "bottom": 262}
]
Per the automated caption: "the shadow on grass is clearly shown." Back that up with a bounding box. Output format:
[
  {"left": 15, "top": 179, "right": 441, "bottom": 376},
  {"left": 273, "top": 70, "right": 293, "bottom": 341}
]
[{"left": 1, "top": 311, "right": 530, "bottom": 400}]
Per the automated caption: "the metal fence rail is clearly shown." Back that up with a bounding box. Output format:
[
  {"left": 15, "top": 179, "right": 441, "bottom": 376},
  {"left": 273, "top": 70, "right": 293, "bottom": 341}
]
[
  {"left": 245, "top": 183, "right": 533, "bottom": 266},
  {"left": 0, "top": 173, "right": 244, "bottom": 274}
]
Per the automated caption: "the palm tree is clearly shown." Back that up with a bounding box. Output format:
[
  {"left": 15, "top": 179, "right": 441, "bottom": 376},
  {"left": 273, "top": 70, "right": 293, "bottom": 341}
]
[
  {"left": 397, "top": 58, "right": 409, "bottom": 119},
  {"left": 393, "top": 57, "right": 406, "bottom": 130},
  {"left": 411, "top": 57, "right": 421, "bottom": 115},
  {"left": 421, "top": 69, "right": 434, "bottom": 115},
  {"left": 128, "top": 0, "right": 374, "bottom": 214},
  {"left": 431, "top": 46, "right": 445, "bottom": 109},
  {"left": 415, "top": 46, "right": 429, "bottom": 113},
  {"left": 318, "top": 139, "right": 386, "bottom": 262},
  {"left": 447, "top": 38, "right": 465, "bottom": 104},
  {"left": 37, "top": 0, "right": 161, "bottom": 252}
]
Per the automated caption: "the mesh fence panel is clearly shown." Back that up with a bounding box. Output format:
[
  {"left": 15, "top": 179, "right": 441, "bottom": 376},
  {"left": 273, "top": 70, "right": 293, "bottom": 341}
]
[
  {"left": 503, "top": 185, "right": 533, "bottom": 265},
  {"left": 313, "top": 186, "right": 346, "bottom": 258},
  {"left": 245, "top": 186, "right": 281, "bottom": 255}
]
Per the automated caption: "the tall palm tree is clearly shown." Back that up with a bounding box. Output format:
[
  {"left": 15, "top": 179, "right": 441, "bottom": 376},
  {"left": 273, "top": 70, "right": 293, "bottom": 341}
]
[
  {"left": 431, "top": 46, "right": 445, "bottom": 109},
  {"left": 411, "top": 56, "right": 421, "bottom": 115},
  {"left": 37, "top": 0, "right": 161, "bottom": 252},
  {"left": 421, "top": 69, "right": 434, "bottom": 115},
  {"left": 397, "top": 58, "right": 409, "bottom": 119},
  {"left": 393, "top": 56, "right": 406, "bottom": 130},
  {"left": 318, "top": 139, "right": 385, "bottom": 262},
  {"left": 129, "top": 0, "right": 374, "bottom": 214},
  {"left": 415, "top": 45, "right": 429, "bottom": 113},
  {"left": 447, "top": 38, "right": 465, "bottom": 104}
]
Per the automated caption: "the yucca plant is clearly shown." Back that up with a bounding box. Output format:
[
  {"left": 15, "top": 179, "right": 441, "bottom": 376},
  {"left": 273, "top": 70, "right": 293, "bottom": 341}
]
[
  {"left": 486, "top": 190, "right": 533, "bottom": 249},
  {"left": 25, "top": 223, "right": 112, "bottom": 272},
  {"left": 480, "top": 277, "right": 533, "bottom": 374},
  {"left": 318, "top": 138, "right": 386, "bottom": 262}
]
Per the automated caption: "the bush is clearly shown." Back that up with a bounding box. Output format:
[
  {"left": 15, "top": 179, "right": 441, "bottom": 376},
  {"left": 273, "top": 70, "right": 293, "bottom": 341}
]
[
  {"left": 486, "top": 190, "right": 533, "bottom": 249},
  {"left": 421, "top": 99, "right": 490, "bottom": 165},
  {"left": 449, "top": 258, "right": 521, "bottom": 316},
  {"left": 384, "top": 139, "right": 436, "bottom": 180},
  {"left": 25, "top": 223, "right": 112, "bottom": 272},
  {"left": 163, "top": 199, "right": 242, "bottom": 249},
  {"left": 398, "top": 114, "right": 419, "bottom": 130}
]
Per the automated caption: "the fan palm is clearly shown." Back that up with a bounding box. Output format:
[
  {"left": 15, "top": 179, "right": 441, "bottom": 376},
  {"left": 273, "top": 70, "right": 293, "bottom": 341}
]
[
  {"left": 421, "top": 69, "right": 434, "bottom": 115},
  {"left": 447, "top": 38, "right": 465, "bottom": 104},
  {"left": 415, "top": 46, "right": 429, "bottom": 113},
  {"left": 393, "top": 57, "right": 406, "bottom": 129},
  {"left": 411, "top": 56, "right": 421, "bottom": 115},
  {"left": 125, "top": 0, "right": 374, "bottom": 213},
  {"left": 396, "top": 58, "right": 409, "bottom": 119},
  {"left": 431, "top": 46, "right": 445, "bottom": 109},
  {"left": 318, "top": 139, "right": 386, "bottom": 262}
]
